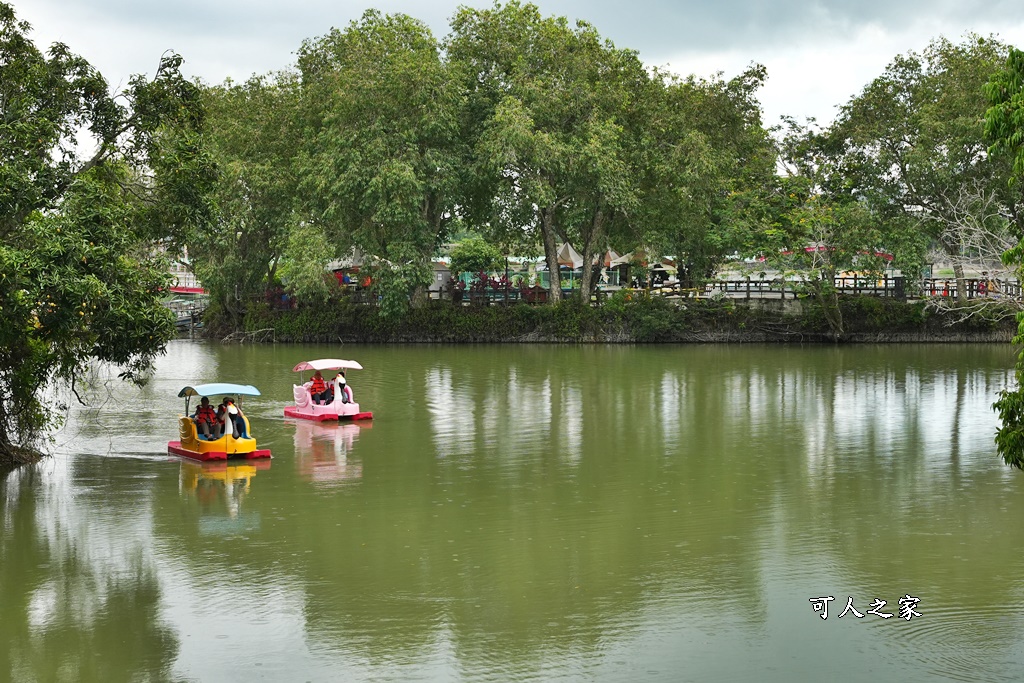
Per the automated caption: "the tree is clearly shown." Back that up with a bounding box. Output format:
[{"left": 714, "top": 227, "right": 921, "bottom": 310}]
[
  {"left": 760, "top": 119, "right": 897, "bottom": 339},
  {"left": 0, "top": 3, "right": 214, "bottom": 466},
  {"left": 448, "top": 2, "right": 650, "bottom": 303},
  {"left": 985, "top": 47, "right": 1024, "bottom": 180},
  {"left": 297, "top": 10, "right": 463, "bottom": 318},
  {"left": 986, "top": 46, "right": 1024, "bottom": 469},
  {"left": 834, "top": 35, "right": 1019, "bottom": 301},
  {"left": 197, "top": 72, "right": 303, "bottom": 327},
  {"left": 641, "top": 65, "right": 776, "bottom": 287},
  {"left": 448, "top": 237, "right": 503, "bottom": 277}
]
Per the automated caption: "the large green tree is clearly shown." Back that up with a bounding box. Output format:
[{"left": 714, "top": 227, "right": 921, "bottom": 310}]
[
  {"left": 448, "top": 2, "right": 650, "bottom": 303},
  {"left": 834, "top": 35, "right": 1018, "bottom": 300},
  {"left": 641, "top": 65, "right": 776, "bottom": 285},
  {"left": 987, "top": 46, "right": 1024, "bottom": 469},
  {"left": 756, "top": 119, "right": 901, "bottom": 338},
  {"left": 297, "top": 10, "right": 464, "bottom": 317},
  {"left": 0, "top": 4, "right": 214, "bottom": 466},
  {"left": 197, "top": 72, "right": 303, "bottom": 327}
]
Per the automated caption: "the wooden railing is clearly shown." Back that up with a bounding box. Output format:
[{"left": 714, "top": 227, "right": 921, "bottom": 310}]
[{"left": 323, "top": 276, "right": 1024, "bottom": 308}]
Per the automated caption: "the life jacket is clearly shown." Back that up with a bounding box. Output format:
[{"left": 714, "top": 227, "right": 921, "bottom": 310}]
[
  {"left": 310, "top": 376, "right": 327, "bottom": 393},
  {"left": 194, "top": 405, "right": 217, "bottom": 424}
]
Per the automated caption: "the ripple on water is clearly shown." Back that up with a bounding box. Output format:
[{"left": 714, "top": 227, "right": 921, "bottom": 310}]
[{"left": 890, "top": 603, "right": 1024, "bottom": 682}]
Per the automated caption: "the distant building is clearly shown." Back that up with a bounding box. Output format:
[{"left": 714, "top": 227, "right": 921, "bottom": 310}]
[
  {"left": 168, "top": 248, "right": 204, "bottom": 294},
  {"left": 430, "top": 260, "right": 452, "bottom": 293}
]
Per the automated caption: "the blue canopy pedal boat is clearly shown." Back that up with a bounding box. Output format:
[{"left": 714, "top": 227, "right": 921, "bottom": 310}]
[{"left": 168, "top": 383, "right": 272, "bottom": 461}]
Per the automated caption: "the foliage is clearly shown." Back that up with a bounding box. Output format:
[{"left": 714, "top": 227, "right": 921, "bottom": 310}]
[
  {"left": 368, "top": 254, "right": 434, "bottom": 320},
  {"left": 277, "top": 223, "right": 338, "bottom": 305},
  {"left": 447, "top": 2, "right": 652, "bottom": 301},
  {"left": 643, "top": 65, "right": 777, "bottom": 285},
  {"left": 297, "top": 10, "right": 463, "bottom": 318},
  {"left": 834, "top": 35, "right": 1016, "bottom": 298},
  {"left": 986, "top": 46, "right": 1024, "bottom": 469},
  {"left": 985, "top": 47, "right": 1024, "bottom": 182},
  {"left": 0, "top": 2, "right": 213, "bottom": 464},
  {"left": 448, "top": 237, "right": 503, "bottom": 276},
  {"left": 757, "top": 120, "right": 898, "bottom": 339},
  {"left": 196, "top": 71, "right": 303, "bottom": 327}
]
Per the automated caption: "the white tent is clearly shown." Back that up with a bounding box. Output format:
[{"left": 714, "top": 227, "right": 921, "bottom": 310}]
[
  {"left": 597, "top": 250, "right": 621, "bottom": 267},
  {"left": 556, "top": 242, "right": 584, "bottom": 268},
  {"left": 609, "top": 252, "right": 634, "bottom": 267}
]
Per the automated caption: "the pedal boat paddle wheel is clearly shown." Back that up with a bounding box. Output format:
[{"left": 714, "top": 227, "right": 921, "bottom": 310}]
[
  {"left": 168, "top": 383, "right": 272, "bottom": 461},
  {"left": 283, "top": 359, "right": 373, "bottom": 422}
]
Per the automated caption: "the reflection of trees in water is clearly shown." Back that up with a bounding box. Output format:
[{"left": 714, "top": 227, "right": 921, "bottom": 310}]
[
  {"left": 778, "top": 351, "right": 1024, "bottom": 596},
  {"left": 0, "top": 462, "right": 178, "bottom": 681},
  {"left": 134, "top": 344, "right": 1023, "bottom": 675},
  {"left": 284, "top": 347, "right": 777, "bottom": 664}
]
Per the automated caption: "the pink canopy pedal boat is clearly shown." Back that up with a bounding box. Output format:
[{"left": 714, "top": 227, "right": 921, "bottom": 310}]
[
  {"left": 283, "top": 359, "right": 373, "bottom": 422},
  {"left": 168, "top": 383, "right": 272, "bottom": 462}
]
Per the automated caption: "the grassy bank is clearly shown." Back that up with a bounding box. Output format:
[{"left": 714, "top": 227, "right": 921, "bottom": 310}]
[{"left": 202, "top": 293, "right": 1018, "bottom": 344}]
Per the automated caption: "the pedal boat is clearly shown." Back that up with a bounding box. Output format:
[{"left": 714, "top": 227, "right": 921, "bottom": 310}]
[
  {"left": 283, "top": 359, "right": 373, "bottom": 422},
  {"left": 168, "top": 383, "right": 272, "bottom": 461}
]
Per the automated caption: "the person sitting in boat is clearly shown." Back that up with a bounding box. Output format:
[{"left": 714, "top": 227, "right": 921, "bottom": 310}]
[
  {"left": 224, "top": 399, "right": 249, "bottom": 439},
  {"left": 215, "top": 398, "right": 245, "bottom": 439},
  {"left": 309, "top": 371, "right": 329, "bottom": 405},
  {"left": 191, "top": 396, "right": 218, "bottom": 440},
  {"left": 215, "top": 399, "right": 232, "bottom": 437},
  {"left": 335, "top": 372, "right": 352, "bottom": 403}
]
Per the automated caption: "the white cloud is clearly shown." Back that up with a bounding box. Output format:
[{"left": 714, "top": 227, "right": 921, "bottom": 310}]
[
  {"left": 660, "top": 18, "right": 1024, "bottom": 127},
  {"left": 14, "top": 1, "right": 1024, "bottom": 123}
]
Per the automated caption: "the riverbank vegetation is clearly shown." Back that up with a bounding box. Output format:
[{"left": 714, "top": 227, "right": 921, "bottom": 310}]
[
  {"left": 191, "top": 11, "right": 1024, "bottom": 335},
  {"left": 228, "top": 294, "right": 1015, "bottom": 345}
]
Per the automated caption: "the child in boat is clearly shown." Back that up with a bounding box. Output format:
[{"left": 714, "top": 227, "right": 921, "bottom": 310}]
[
  {"left": 224, "top": 399, "right": 249, "bottom": 439},
  {"left": 335, "top": 372, "right": 352, "bottom": 403}
]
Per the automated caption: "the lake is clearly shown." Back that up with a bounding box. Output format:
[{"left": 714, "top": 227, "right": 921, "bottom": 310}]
[{"left": 3, "top": 341, "right": 1024, "bottom": 682}]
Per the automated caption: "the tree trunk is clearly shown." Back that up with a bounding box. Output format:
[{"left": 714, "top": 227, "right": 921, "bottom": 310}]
[
  {"left": 541, "top": 208, "right": 561, "bottom": 304},
  {"left": 940, "top": 238, "right": 968, "bottom": 303},
  {"left": 410, "top": 284, "right": 429, "bottom": 308},
  {"left": 810, "top": 272, "right": 844, "bottom": 340},
  {"left": 953, "top": 262, "right": 967, "bottom": 303},
  {"left": 578, "top": 209, "right": 605, "bottom": 306}
]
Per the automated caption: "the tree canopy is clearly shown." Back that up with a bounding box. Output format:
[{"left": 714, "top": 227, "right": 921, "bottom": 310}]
[
  {"left": 987, "top": 46, "right": 1024, "bottom": 469},
  {"left": 0, "top": 3, "right": 214, "bottom": 465},
  {"left": 833, "top": 36, "right": 1016, "bottom": 299}
]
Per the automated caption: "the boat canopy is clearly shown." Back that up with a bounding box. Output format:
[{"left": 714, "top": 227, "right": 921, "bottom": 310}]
[
  {"left": 178, "top": 383, "right": 262, "bottom": 398},
  {"left": 292, "top": 359, "right": 363, "bottom": 372}
]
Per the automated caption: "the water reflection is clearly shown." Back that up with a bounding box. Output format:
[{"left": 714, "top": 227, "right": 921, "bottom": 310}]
[
  {"left": 0, "top": 459, "right": 178, "bottom": 681},
  {"left": 178, "top": 460, "right": 270, "bottom": 528},
  {"left": 425, "top": 364, "right": 584, "bottom": 463},
  {"left": 289, "top": 420, "right": 366, "bottom": 484},
  {"left": 5, "top": 343, "right": 1024, "bottom": 681}
]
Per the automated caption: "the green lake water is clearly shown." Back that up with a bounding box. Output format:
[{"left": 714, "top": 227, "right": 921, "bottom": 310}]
[{"left": 3, "top": 341, "right": 1024, "bottom": 682}]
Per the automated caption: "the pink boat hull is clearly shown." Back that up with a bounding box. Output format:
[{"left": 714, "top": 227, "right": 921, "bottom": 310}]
[{"left": 284, "top": 406, "right": 373, "bottom": 422}]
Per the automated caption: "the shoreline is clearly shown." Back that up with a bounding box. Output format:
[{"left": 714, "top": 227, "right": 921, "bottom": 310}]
[{"left": 201, "top": 296, "right": 1020, "bottom": 345}]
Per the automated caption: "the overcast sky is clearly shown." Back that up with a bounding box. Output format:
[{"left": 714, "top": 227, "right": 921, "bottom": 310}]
[{"left": 15, "top": 0, "right": 1024, "bottom": 127}]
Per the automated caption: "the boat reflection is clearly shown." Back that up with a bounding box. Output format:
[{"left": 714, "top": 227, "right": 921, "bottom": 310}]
[
  {"left": 178, "top": 460, "right": 269, "bottom": 532},
  {"left": 289, "top": 420, "right": 368, "bottom": 484}
]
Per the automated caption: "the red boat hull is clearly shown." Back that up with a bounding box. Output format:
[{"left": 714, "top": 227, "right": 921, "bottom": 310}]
[{"left": 167, "top": 441, "right": 271, "bottom": 461}]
